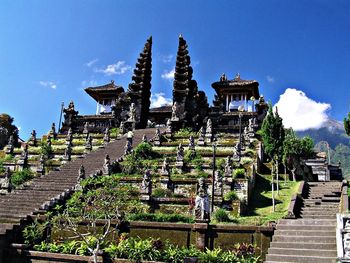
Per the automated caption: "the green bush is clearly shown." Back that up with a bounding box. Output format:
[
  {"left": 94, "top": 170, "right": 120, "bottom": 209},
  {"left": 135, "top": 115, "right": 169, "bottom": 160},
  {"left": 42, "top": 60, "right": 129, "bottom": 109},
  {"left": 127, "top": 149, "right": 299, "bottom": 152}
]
[
  {"left": 213, "top": 208, "right": 231, "bottom": 222},
  {"left": 152, "top": 188, "right": 173, "bottom": 198},
  {"left": 127, "top": 212, "right": 194, "bottom": 223},
  {"left": 134, "top": 142, "right": 160, "bottom": 159},
  {"left": 23, "top": 220, "right": 48, "bottom": 245},
  {"left": 40, "top": 142, "right": 52, "bottom": 157},
  {"left": 224, "top": 191, "right": 239, "bottom": 201},
  {"left": 175, "top": 128, "right": 196, "bottom": 137},
  {"left": 233, "top": 168, "right": 245, "bottom": 178},
  {"left": 11, "top": 168, "right": 34, "bottom": 186}
]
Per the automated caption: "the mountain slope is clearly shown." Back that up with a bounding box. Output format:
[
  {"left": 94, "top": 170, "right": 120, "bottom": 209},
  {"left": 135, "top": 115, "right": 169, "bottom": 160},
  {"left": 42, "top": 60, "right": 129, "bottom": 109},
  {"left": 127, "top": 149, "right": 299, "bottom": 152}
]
[{"left": 296, "top": 119, "right": 350, "bottom": 178}]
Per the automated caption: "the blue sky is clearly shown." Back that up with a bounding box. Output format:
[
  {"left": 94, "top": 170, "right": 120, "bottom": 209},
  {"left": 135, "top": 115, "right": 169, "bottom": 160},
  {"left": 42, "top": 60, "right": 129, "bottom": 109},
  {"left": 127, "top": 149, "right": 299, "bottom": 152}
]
[{"left": 1, "top": 0, "right": 350, "bottom": 138}]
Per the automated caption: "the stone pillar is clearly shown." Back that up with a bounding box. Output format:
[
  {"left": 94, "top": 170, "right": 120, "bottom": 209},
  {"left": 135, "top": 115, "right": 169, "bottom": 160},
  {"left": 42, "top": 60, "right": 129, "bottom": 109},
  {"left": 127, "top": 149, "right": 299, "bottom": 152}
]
[
  {"left": 193, "top": 223, "right": 209, "bottom": 251},
  {"left": 226, "top": 95, "right": 229, "bottom": 111}
]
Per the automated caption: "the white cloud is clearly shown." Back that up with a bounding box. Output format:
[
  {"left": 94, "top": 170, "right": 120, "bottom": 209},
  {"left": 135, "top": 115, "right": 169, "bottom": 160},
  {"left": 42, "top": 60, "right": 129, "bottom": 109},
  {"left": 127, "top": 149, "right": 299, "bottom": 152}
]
[
  {"left": 161, "top": 68, "right": 175, "bottom": 80},
  {"left": 81, "top": 80, "right": 98, "bottom": 87},
  {"left": 95, "top": 61, "right": 131, "bottom": 76},
  {"left": 266, "top": 75, "right": 275, "bottom": 83},
  {"left": 150, "top": 93, "right": 172, "bottom": 108},
  {"left": 161, "top": 54, "right": 174, "bottom": 63},
  {"left": 274, "top": 88, "right": 331, "bottom": 131},
  {"left": 39, "top": 81, "right": 57, "bottom": 89},
  {"left": 85, "top": 58, "right": 98, "bottom": 67}
]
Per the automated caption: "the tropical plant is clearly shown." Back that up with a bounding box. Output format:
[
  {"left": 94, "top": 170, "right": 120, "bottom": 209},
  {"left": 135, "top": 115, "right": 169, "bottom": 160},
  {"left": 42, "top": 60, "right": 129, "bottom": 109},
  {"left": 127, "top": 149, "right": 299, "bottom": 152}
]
[
  {"left": 224, "top": 191, "right": 239, "bottom": 201},
  {"left": 22, "top": 220, "right": 48, "bottom": 246},
  {"left": 213, "top": 208, "right": 231, "bottom": 222},
  {"left": 11, "top": 168, "right": 34, "bottom": 186}
]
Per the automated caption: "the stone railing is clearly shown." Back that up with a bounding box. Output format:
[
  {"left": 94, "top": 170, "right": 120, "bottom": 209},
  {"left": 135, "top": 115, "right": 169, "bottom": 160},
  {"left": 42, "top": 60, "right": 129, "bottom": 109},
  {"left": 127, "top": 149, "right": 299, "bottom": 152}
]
[
  {"left": 340, "top": 180, "right": 349, "bottom": 214},
  {"left": 286, "top": 181, "right": 308, "bottom": 219}
]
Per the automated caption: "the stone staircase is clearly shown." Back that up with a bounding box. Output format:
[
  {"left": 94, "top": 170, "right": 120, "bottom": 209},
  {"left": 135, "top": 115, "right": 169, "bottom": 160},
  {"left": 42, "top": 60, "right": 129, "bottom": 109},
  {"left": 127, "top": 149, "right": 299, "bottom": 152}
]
[
  {"left": 265, "top": 181, "right": 342, "bottom": 263},
  {"left": 0, "top": 128, "right": 157, "bottom": 261}
]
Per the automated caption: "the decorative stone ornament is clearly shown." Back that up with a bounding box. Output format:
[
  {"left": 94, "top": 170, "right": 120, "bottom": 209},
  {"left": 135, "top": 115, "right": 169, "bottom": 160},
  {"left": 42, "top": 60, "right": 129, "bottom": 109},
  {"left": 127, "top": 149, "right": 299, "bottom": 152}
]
[
  {"left": 194, "top": 177, "right": 210, "bottom": 221},
  {"left": 124, "top": 141, "right": 132, "bottom": 155},
  {"left": 0, "top": 167, "right": 12, "bottom": 194},
  {"left": 153, "top": 128, "right": 161, "bottom": 146},
  {"left": 103, "top": 154, "right": 111, "bottom": 175},
  {"left": 66, "top": 128, "right": 73, "bottom": 145},
  {"left": 198, "top": 126, "right": 206, "bottom": 146},
  {"left": 128, "top": 103, "right": 136, "bottom": 122},
  {"left": 103, "top": 127, "right": 110, "bottom": 145},
  {"left": 29, "top": 130, "right": 37, "bottom": 146},
  {"left": 140, "top": 169, "right": 152, "bottom": 196},
  {"left": 5, "top": 135, "right": 14, "bottom": 155},
  {"left": 171, "top": 102, "right": 179, "bottom": 121},
  {"left": 50, "top": 122, "right": 57, "bottom": 139},
  {"left": 83, "top": 122, "right": 89, "bottom": 135},
  {"left": 85, "top": 134, "right": 92, "bottom": 152}
]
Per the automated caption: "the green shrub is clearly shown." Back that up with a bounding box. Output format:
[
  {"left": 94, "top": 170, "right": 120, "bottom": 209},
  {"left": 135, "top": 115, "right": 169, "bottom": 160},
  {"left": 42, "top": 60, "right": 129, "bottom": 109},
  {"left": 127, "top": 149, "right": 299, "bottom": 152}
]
[
  {"left": 152, "top": 188, "right": 173, "bottom": 198},
  {"left": 224, "top": 191, "right": 239, "bottom": 201},
  {"left": 40, "top": 142, "right": 52, "bottom": 157},
  {"left": 127, "top": 212, "right": 194, "bottom": 223},
  {"left": 241, "top": 157, "right": 253, "bottom": 165},
  {"left": 23, "top": 220, "right": 48, "bottom": 245},
  {"left": 213, "top": 208, "right": 231, "bottom": 222},
  {"left": 233, "top": 168, "right": 246, "bottom": 178},
  {"left": 11, "top": 168, "right": 34, "bottom": 186},
  {"left": 175, "top": 128, "right": 196, "bottom": 137},
  {"left": 134, "top": 142, "right": 160, "bottom": 159}
]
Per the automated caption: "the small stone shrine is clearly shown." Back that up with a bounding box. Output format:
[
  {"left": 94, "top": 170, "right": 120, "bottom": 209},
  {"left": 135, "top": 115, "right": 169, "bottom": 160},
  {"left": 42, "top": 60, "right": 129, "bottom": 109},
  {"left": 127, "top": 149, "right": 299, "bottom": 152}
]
[
  {"left": 103, "top": 154, "right": 111, "bottom": 175},
  {"left": 194, "top": 177, "right": 210, "bottom": 221},
  {"left": 0, "top": 167, "right": 12, "bottom": 195},
  {"left": 5, "top": 135, "right": 14, "bottom": 155}
]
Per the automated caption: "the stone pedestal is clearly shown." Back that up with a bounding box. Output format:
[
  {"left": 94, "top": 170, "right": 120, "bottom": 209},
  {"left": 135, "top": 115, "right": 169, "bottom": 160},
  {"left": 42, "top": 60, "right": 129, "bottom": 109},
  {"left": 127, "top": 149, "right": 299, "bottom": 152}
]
[
  {"left": 197, "top": 136, "right": 205, "bottom": 146},
  {"left": 175, "top": 161, "right": 184, "bottom": 173},
  {"left": 124, "top": 120, "right": 135, "bottom": 132},
  {"left": 193, "top": 222, "right": 209, "bottom": 251},
  {"left": 160, "top": 177, "right": 173, "bottom": 190}
]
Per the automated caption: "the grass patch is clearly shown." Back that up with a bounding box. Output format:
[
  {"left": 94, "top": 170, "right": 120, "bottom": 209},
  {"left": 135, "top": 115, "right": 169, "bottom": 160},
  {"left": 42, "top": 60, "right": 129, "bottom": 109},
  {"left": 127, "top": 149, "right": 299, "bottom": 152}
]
[{"left": 233, "top": 173, "right": 300, "bottom": 225}]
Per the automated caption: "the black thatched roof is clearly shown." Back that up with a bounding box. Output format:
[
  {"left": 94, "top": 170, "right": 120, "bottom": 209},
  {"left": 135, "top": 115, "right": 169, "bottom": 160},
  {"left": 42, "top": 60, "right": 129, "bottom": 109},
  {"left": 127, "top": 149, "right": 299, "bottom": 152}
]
[{"left": 84, "top": 80, "right": 124, "bottom": 102}]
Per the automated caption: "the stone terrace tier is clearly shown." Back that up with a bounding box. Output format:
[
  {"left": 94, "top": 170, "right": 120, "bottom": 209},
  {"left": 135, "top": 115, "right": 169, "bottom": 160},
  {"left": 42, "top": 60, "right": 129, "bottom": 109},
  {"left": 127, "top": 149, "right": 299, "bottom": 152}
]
[{"left": 0, "top": 128, "right": 158, "bottom": 262}]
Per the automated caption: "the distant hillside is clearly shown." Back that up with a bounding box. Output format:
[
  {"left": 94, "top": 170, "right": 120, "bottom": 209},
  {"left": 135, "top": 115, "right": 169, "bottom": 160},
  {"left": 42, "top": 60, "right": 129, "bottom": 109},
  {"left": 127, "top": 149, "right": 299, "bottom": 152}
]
[{"left": 296, "top": 119, "right": 350, "bottom": 178}]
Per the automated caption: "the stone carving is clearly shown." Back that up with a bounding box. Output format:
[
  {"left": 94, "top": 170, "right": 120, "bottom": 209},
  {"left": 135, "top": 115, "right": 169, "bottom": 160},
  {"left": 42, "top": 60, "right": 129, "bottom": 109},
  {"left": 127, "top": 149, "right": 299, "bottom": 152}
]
[
  {"left": 220, "top": 73, "right": 227, "bottom": 82},
  {"left": 46, "top": 135, "right": 52, "bottom": 148},
  {"left": 344, "top": 233, "right": 350, "bottom": 258},
  {"left": 345, "top": 219, "right": 350, "bottom": 229},
  {"left": 160, "top": 157, "right": 170, "bottom": 177},
  {"left": 75, "top": 165, "right": 86, "bottom": 191},
  {"left": 188, "top": 135, "right": 195, "bottom": 150},
  {"left": 63, "top": 101, "right": 78, "bottom": 129},
  {"left": 20, "top": 144, "right": 29, "bottom": 162},
  {"left": 103, "top": 127, "right": 110, "bottom": 145},
  {"left": 124, "top": 141, "right": 132, "bottom": 155},
  {"left": 214, "top": 170, "right": 223, "bottom": 196},
  {"left": 176, "top": 143, "right": 184, "bottom": 162},
  {"left": 206, "top": 119, "right": 212, "bottom": 138},
  {"left": 198, "top": 126, "right": 206, "bottom": 146},
  {"left": 29, "top": 130, "right": 37, "bottom": 146},
  {"left": 103, "top": 154, "right": 111, "bottom": 175},
  {"left": 171, "top": 102, "right": 179, "bottom": 121},
  {"left": 0, "top": 167, "right": 12, "bottom": 194},
  {"left": 128, "top": 103, "right": 136, "bottom": 122},
  {"left": 64, "top": 142, "right": 72, "bottom": 161},
  {"left": 119, "top": 121, "right": 125, "bottom": 135},
  {"left": 194, "top": 177, "right": 210, "bottom": 221},
  {"left": 66, "top": 128, "right": 73, "bottom": 145},
  {"left": 50, "top": 123, "right": 57, "bottom": 139},
  {"left": 153, "top": 128, "right": 161, "bottom": 146},
  {"left": 224, "top": 156, "right": 233, "bottom": 177},
  {"left": 140, "top": 170, "right": 152, "bottom": 195},
  {"left": 166, "top": 119, "right": 172, "bottom": 135},
  {"left": 83, "top": 122, "right": 89, "bottom": 135},
  {"left": 233, "top": 142, "right": 241, "bottom": 162},
  {"left": 85, "top": 134, "right": 92, "bottom": 152},
  {"left": 37, "top": 154, "right": 45, "bottom": 175},
  {"left": 5, "top": 135, "right": 14, "bottom": 155},
  {"left": 142, "top": 134, "right": 148, "bottom": 143}
]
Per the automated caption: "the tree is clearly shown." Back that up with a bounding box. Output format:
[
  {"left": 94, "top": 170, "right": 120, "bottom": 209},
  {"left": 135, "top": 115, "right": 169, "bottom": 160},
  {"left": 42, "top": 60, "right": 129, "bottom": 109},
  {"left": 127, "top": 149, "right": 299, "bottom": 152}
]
[
  {"left": 344, "top": 112, "right": 350, "bottom": 136},
  {"left": 261, "top": 104, "right": 285, "bottom": 200},
  {"left": 0, "top": 113, "right": 18, "bottom": 149},
  {"left": 283, "top": 128, "right": 314, "bottom": 181}
]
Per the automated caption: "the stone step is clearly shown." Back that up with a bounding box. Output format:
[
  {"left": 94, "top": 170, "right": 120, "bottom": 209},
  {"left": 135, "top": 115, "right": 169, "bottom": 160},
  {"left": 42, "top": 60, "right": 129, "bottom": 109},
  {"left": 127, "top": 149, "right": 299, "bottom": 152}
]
[
  {"left": 265, "top": 254, "right": 336, "bottom": 263},
  {"left": 278, "top": 219, "right": 336, "bottom": 226},
  {"left": 270, "top": 241, "right": 336, "bottom": 250},
  {"left": 276, "top": 224, "right": 335, "bottom": 231},
  {"left": 273, "top": 235, "right": 336, "bottom": 243},
  {"left": 300, "top": 211, "right": 337, "bottom": 216},
  {"left": 301, "top": 214, "right": 335, "bottom": 219},
  {"left": 268, "top": 247, "right": 336, "bottom": 257},
  {"left": 275, "top": 230, "right": 334, "bottom": 237}
]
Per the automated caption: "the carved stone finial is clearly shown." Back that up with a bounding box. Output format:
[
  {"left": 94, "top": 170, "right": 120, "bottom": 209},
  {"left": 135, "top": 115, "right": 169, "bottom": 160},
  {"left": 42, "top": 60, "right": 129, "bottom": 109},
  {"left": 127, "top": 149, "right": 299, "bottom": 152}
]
[{"left": 194, "top": 177, "right": 209, "bottom": 220}]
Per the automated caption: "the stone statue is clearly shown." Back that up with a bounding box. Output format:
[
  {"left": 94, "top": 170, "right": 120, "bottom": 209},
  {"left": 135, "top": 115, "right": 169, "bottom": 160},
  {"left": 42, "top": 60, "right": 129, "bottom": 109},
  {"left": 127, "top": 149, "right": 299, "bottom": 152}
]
[
  {"left": 5, "top": 135, "right": 14, "bottom": 155},
  {"left": 47, "top": 135, "right": 52, "bottom": 148},
  {"left": 233, "top": 143, "right": 240, "bottom": 161},
  {"left": 64, "top": 142, "right": 72, "bottom": 161},
  {"left": 103, "top": 127, "right": 110, "bottom": 145},
  {"left": 176, "top": 143, "right": 184, "bottom": 162},
  {"left": 30, "top": 130, "right": 37, "bottom": 146},
  {"left": 37, "top": 154, "right": 45, "bottom": 175},
  {"left": 344, "top": 233, "right": 350, "bottom": 258},
  {"left": 103, "top": 154, "right": 111, "bottom": 175},
  {"left": 220, "top": 73, "right": 227, "bottom": 82},
  {"left": 124, "top": 140, "right": 132, "bottom": 155},
  {"left": 66, "top": 128, "right": 73, "bottom": 144},
  {"left": 0, "top": 167, "right": 12, "bottom": 194},
  {"left": 140, "top": 169, "right": 152, "bottom": 195},
  {"left": 198, "top": 126, "right": 205, "bottom": 146},
  {"left": 160, "top": 157, "right": 170, "bottom": 176},
  {"left": 50, "top": 123, "right": 57, "bottom": 139},
  {"left": 83, "top": 122, "right": 89, "bottom": 134},
  {"left": 171, "top": 102, "right": 179, "bottom": 121},
  {"left": 224, "top": 156, "right": 233, "bottom": 177},
  {"left": 214, "top": 170, "right": 223, "bottom": 196},
  {"left": 166, "top": 119, "right": 172, "bottom": 134},
  {"left": 153, "top": 128, "right": 161, "bottom": 146},
  {"left": 194, "top": 177, "right": 210, "bottom": 220},
  {"left": 75, "top": 165, "right": 86, "bottom": 191},
  {"left": 119, "top": 121, "right": 125, "bottom": 135},
  {"left": 345, "top": 219, "right": 350, "bottom": 229},
  {"left": 206, "top": 119, "right": 212, "bottom": 135},
  {"left": 128, "top": 103, "right": 136, "bottom": 122},
  {"left": 188, "top": 135, "right": 195, "bottom": 149},
  {"left": 20, "top": 144, "right": 28, "bottom": 161},
  {"left": 142, "top": 134, "right": 148, "bottom": 143},
  {"left": 85, "top": 134, "right": 92, "bottom": 151}
]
